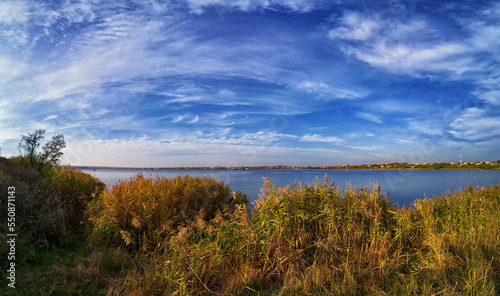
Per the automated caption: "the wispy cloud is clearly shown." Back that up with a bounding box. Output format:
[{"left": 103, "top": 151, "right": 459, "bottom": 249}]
[
  {"left": 354, "top": 112, "right": 383, "bottom": 124},
  {"left": 188, "top": 115, "right": 201, "bottom": 124},
  {"left": 0, "top": 1, "right": 29, "bottom": 25},
  {"left": 449, "top": 108, "right": 500, "bottom": 141},
  {"left": 173, "top": 115, "right": 183, "bottom": 123},
  {"left": 408, "top": 120, "right": 444, "bottom": 136},
  {"left": 346, "top": 145, "right": 373, "bottom": 151},
  {"left": 63, "top": 129, "right": 333, "bottom": 166},
  {"left": 0, "top": 1, "right": 30, "bottom": 46},
  {"left": 43, "top": 115, "right": 58, "bottom": 121},
  {"left": 327, "top": 10, "right": 474, "bottom": 77},
  {"left": 395, "top": 139, "right": 413, "bottom": 144},
  {"left": 184, "top": 0, "right": 324, "bottom": 14},
  {"left": 300, "top": 134, "right": 345, "bottom": 145},
  {"left": 474, "top": 90, "right": 500, "bottom": 106},
  {"left": 297, "top": 81, "right": 367, "bottom": 100},
  {"left": 328, "top": 11, "right": 380, "bottom": 41}
]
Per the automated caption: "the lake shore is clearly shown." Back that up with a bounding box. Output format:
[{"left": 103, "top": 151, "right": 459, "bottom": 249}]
[{"left": 77, "top": 160, "right": 500, "bottom": 171}]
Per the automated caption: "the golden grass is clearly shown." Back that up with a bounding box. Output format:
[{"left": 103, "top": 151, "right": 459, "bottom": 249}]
[{"left": 91, "top": 175, "right": 500, "bottom": 295}]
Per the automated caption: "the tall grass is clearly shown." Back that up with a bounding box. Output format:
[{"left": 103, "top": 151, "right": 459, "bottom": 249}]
[
  {"left": 408, "top": 184, "right": 500, "bottom": 295},
  {"left": 96, "top": 175, "right": 500, "bottom": 295},
  {"left": 86, "top": 174, "right": 247, "bottom": 254}
]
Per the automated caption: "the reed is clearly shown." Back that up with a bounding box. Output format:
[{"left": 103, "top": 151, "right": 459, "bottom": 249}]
[
  {"left": 86, "top": 174, "right": 247, "bottom": 254},
  {"left": 102, "top": 175, "right": 500, "bottom": 295}
]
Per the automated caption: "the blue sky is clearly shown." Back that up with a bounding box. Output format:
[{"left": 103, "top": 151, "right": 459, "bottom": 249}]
[{"left": 0, "top": 0, "right": 499, "bottom": 167}]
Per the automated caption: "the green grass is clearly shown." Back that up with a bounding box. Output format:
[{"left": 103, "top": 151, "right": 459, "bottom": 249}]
[
  {"left": 1, "top": 159, "right": 499, "bottom": 295},
  {"left": 0, "top": 239, "right": 127, "bottom": 295}
]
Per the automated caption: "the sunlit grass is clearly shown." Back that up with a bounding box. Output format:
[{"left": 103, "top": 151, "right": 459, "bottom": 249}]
[{"left": 94, "top": 175, "right": 500, "bottom": 295}]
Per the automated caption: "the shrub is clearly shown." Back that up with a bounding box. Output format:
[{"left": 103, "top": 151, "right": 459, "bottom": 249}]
[
  {"left": 43, "top": 165, "right": 106, "bottom": 235},
  {"left": 0, "top": 158, "right": 104, "bottom": 247},
  {"left": 86, "top": 174, "right": 247, "bottom": 254}
]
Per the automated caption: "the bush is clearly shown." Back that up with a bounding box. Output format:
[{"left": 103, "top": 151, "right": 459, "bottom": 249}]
[
  {"left": 43, "top": 166, "right": 106, "bottom": 235},
  {"left": 86, "top": 174, "right": 247, "bottom": 254},
  {"left": 0, "top": 158, "right": 104, "bottom": 247}
]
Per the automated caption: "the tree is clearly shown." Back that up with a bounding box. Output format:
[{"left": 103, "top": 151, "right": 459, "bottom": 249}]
[
  {"left": 433, "top": 162, "right": 446, "bottom": 170},
  {"left": 18, "top": 129, "right": 66, "bottom": 171}
]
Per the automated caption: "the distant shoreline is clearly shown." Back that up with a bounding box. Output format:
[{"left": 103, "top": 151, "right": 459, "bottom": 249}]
[{"left": 76, "top": 161, "right": 500, "bottom": 171}]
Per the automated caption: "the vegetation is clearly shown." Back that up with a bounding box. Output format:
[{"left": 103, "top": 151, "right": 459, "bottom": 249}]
[
  {"left": 88, "top": 177, "right": 498, "bottom": 296},
  {"left": 17, "top": 129, "right": 66, "bottom": 171},
  {"left": 0, "top": 158, "right": 104, "bottom": 246},
  {"left": 4, "top": 163, "right": 499, "bottom": 295},
  {"left": 1, "top": 130, "right": 499, "bottom": 295},
  {"left": 106, "top": 161, "right": 500, "bottom": 171},
  {"left": 86, "top": 174, "right": 247, "bottom": 254},
  {"left": 0, "top": 156, "right": 108, "bottom": 294},
  {"left": 307, "top": 161, "right": 500, "bottom": 170}
]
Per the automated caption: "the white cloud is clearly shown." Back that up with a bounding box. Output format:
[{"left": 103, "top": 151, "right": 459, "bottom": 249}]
[
  {"left": 300, "top": 134, "right": 345, "bottom": 145},
  {"left": 474, "top": 90, "right": 500, "bottom": 106},
  {"left": 0, "top": 1, "right": 29, "bottom": 25},
  {"left": 0, "top": 1, "right": 30, "bottom": 46},
  {"left": 327, "top": 0, "right": 500, "bottom": 119},
  {"left": 449, "top": 108, "right": 500, "bottom": 140},
  {"left": 372, "top": 100, "right": 429, "bottom": 114},
  {"left": 408, "top": 120, "right": 444, "bottom": 136},
  {"left": 185, "top": 0, "right": 322, "bottom": 14},
  {"left": 467, "top": 6, "right": 500, "bottom": 51},
  {"left": 0, "top": 56, "right": 27, "bottom": 84},
  {"left": 43, "top": 115, "right": 58, "bottom": 121},
  {"left": 188, "top": 115, "right": 200, "bottom": 123},
  {"left": 0, "top": 0, "right": 339, "bottom": 129},
  {"left": 328, "top": 11, "right": 380, "bottom": 41},
  {"left": 240, "top": 131, "right": 297, "bottom": 143},
  {"left": 297, "top": 81, "right": 367, "bottom": 100},
  {"left": 355, "top": 112, "right": 383, "bottom": 124},
  {"left": 345, "top": 40, "right": 470, "bottom": 77},
  {"left": 346, "top": 145, "right": 373, "bottom": 151},
  {"left": 62, "top": 130, "right": 337, "bottom": 166},
  {"left": 173, "top": 115, "right": 183, "bottom": 123},
  {"left": 328, "top": 11, "right": 473, "bottom": 77},
  {"left": 163, "top": 87, "right": 252, "bottom": 106},
  {"left": 395, "top": 139, "right": 413, "bottom": 144}
]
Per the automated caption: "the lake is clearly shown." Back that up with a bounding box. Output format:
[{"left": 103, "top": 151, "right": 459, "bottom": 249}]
[{"left": 82, "top": 168, "right": 500, "bottom": 207}]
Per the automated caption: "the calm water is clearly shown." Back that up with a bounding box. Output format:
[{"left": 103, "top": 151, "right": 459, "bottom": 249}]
[{"left": 82, "top": 169, "right": 500, "bottom": 207}]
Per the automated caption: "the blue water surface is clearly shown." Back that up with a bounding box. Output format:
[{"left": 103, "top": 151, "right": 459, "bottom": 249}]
[{"left": 82, "top": 169, "right": 500, "bottom": 207}]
